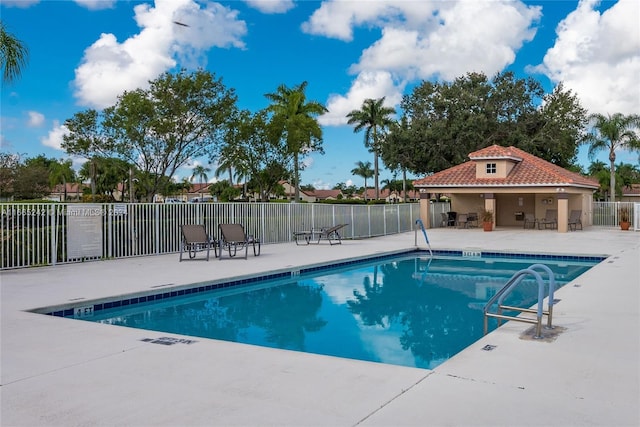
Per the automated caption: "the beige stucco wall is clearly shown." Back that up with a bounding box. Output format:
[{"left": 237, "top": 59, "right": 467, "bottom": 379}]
[
  {"left": 423, "top": 187, "right": 595, "bottom": 229},
  {"left": 475, "top": 159, "right": 517, "bottom": 179}
]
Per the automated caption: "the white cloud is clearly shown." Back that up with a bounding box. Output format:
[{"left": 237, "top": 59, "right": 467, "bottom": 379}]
[
  {"left": 27, "top": 111, "right": 45, "bottom": 128},
  {"left": 302, "top": 1, "right": 421, "bottom": 42},
  {"left": 40, "top": 121, "right": 70, "bottom": 151},
  {"left": 308, "top": 1, "right": 541, "bottom": 127},
  {"left": 74, "top": 0, "right": 116, "bottom": 10},
  {"left": 534, "top": 0, "right": 640, "bottom": 115},
  {"left": 244, "top": 0, "right": 294, "bottom": 14},
  {"left": 73, "top": 0, "right": 247, "bottom": 109},
  {"left": 320, "top": 71, "right": 401, "bottom": 126},
  {"left": 0, "top": 0, "right": 39, "bottom": 8},
  {"left": 311, "top": 179, "right": 331, "bottom": 190},
  {"left": 301, "top": 156, "right": 314, "bottom": 169}
]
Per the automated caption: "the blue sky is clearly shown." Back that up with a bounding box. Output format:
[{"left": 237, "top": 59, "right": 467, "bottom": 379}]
[{"left": 1, "top": 0, "right": 639, "bottom": 189}]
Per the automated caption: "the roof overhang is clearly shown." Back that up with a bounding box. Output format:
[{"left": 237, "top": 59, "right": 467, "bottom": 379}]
[{"left": 414, "top": 183, "right": 599, "bottom": 191}]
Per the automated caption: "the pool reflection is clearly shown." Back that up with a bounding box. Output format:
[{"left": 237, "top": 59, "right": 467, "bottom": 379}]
[{"left": 95, "top": 256, "right": 596, "bottom": 369}]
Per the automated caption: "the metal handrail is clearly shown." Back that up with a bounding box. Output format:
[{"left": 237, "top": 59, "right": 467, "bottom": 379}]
[
  {"left": 414, "top": 219, "right": 433, "bottom": 256},
  {"left": 483, "top": 264, "right": 556, "bottom": 339}
]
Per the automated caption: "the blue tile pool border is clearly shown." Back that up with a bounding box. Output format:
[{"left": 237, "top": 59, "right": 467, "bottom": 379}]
[{"left": 39, "top": 249, "right": 606, "bottom": 318}]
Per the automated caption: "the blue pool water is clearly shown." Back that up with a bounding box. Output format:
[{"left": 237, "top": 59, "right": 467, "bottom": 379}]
[{"left": 61, "top": 253, "right": 600, "bottom": 369}]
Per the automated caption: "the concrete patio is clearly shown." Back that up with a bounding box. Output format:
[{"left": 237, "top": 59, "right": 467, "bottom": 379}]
[{"left": 1, "top": 227, "right": 639, "bottom": 426}]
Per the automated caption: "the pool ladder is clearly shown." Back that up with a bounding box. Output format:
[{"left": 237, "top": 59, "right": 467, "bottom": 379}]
[
  {"left": 483, "top": 264, "right": 556, "bottom": 339},
  {"left": 414, "top": 219, "right": 433, "bottom": 257}
]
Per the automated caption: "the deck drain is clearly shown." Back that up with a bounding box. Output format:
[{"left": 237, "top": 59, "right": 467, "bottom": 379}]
[
  {"left": 141, "top": 337, "right": 197, "bottom": 345},
  {"left": 150, "top": 283, "right": 175, "bottom": 289},
  {"left": 482, "top": 344, "right": 497, "bottom": 351}
]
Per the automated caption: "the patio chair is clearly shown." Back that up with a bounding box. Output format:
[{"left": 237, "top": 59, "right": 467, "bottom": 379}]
[
  {"left": 523, "top": 213, "right": 537, "bottom": 229},
  {"left": 179, "top": 224, "right": 217, "bottom": 261},
  {"left": 538, "top": 209, "right": 558, "bottom": 229},
  {"left": 218, "top": 223, "right": 261, "bottom": 259},
  {"left": 446, "top": 211, "right": 457, "bottom": 227},
  {"left": 440, "top": 212, "right": 449, "bottom": 227},
  {"left": 456, "top": 213, "right": 469, "bottom": 228},
  {"left": 568, "top": 210, "right": 583, "bottom": 231},
  {"left": 466, "top": 212, "right": 478, "bottom": 228}
]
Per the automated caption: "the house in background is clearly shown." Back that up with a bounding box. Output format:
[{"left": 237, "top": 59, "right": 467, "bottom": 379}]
[
  {"left": 279, "top": 181, "right": 316, "bottom": 202},
  {"left": 47, "top": 183, "right": 86, "bottom": 201},
  {"left": 621, "top": 184, "right": 640, "bottom": 203},
  {"left": 413, "top": 145, "right": 600, "bottom": 233},
  {"left": 306, "top": 189, "right": 343, "bottom": 201},
  {"left": 357, "top": 188, "right": 420, "bottom": 202}
]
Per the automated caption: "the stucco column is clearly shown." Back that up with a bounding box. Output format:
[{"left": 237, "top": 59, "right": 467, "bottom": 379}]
[
  {"left": 557, "top": 193, "right": 568, "bottom": 233},
  {"left": 419, "top": 192, "right": 431, "bottom": 228},
  {"left": 484, "top": 193, "right": 496, "bottom": 227}
]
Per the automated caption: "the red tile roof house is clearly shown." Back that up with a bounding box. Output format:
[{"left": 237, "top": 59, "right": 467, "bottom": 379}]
[
  {"left": 621, "top": 184, "right": 640, "bottom": 203},
  {"left": 413, "top": 145, "right": 600, "bottom": 233}
]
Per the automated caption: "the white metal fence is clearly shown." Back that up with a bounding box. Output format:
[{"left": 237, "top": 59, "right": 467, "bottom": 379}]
[
  {"left": 591, "top": 201, "right": 637, "bottom": 228},
  {"left": 2, "top": 201, "right": 635, "bottom": 270},
  {"left": 1, "top": 202, "right": 421, "bottom": 269}
]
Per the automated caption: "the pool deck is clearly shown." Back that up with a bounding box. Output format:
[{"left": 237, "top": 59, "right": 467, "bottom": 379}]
[{"left": 1, "top": 227, "right": 639, "bottom": 426}]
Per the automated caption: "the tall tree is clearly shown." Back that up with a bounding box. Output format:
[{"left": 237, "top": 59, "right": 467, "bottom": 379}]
[
  {"left": 190, "top": 164, "right": 211, "bottom": 199},
  {"left": 351, "top": 161, "right": 374, "bottom": 201},
  {"left": 78, "top": 156, "right": 130, "bottom": 200},
  {"left": 381, "top": 116, "right": 418, "bottom": 202},
  {"left": 265, "top": 81, "right": 327, "bottom": 202},
  {"left": 401, "top": 71, "right": 586, "bottom": 174},
  {"left": 215, "top": 145, "right": 236, "bottom": 185},
  {"left": 15, "top": 156, "right": 50, "bottom": 199},
  {"left": 63, "top": 69, "right": 237, "bottom": 201},
  {"left": 0, "top": 152, "right": 20, "bottom": 199},
  {"left": 0, "top": 21, "right": 28, "bottom": 84},
  {"left": 48, "top": 158, "right": 76, "bottom": 201},
  {"left": 221, "top": 109, "right": 290, "bottom": 201},
  {"left": 347, "top": 98, "right": 395, "bottom": 200},
  {"left": 582, "top": 113, "right": 640, "bottom": 202}
]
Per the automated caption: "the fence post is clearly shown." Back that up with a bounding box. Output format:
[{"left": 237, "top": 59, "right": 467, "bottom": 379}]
[
  {"left": 155, "top": 204, "right": 160, "bottom": 255},
  {"left": 51, "top": 204, "right": 57, "bottom": 266}
]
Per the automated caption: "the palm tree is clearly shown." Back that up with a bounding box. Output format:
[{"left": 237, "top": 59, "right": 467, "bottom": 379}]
[
  {"left": 190, "top": 164, "right": 211, "bottom": 199},
  {"left": 215, "top": 145, "right": 236, "bottom": 185},
  {"left": 0, "top": 21, "right": 28, "bottom": 84},
  {"left": 265, "top": 81, "right": 327, "bottom": 202},
  {"left": 582, "top": 113, "right": 640, "bottom": 202},
  {"left": 351, "top": 161, "right": 374, "bottom": 201},
  {"left": 347, "top": 98, "right": 395, "bottom": 200}
]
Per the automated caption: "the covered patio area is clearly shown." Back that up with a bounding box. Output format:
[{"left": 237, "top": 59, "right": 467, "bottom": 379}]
[{"left": 414, "top": 145, "right": 600, "bottom": 232}]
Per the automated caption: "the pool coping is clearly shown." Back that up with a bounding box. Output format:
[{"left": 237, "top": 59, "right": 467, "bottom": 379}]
[{"left": 33, "top": 248, "right": 606, "bottom": 318}]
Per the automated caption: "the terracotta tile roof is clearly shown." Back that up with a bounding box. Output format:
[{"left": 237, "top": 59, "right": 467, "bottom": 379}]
[
  {"left": 51, "top": 183, "right": 86, "bottom": 193},
  {"left": 623, "top": 184, "right": 640, "bottom": 196},
  {"left": 187, "top": 183, "right": 211, "bottom": 193},
  {"left": 413, "top": 145, "right": 599, "bottom": 189},
  {"left": 308, "top": 189, "right": 342, "bottom": 199}
]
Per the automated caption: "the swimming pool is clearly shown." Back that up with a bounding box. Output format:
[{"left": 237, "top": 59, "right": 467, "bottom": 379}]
[{"left": 47, "top": 251, "right": 602, "bottom": 369}]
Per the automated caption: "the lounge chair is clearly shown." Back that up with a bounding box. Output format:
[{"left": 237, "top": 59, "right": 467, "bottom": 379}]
[
  {"left": 523, "top": 213, "right": 537, "bottom": 229},
  {"left": 568, "top": 210, "right": 582, "bottom": 231},
  {"left": 218, "top": 223, "right": 261, "bottom": 259},
  {"left": 295, "top": 224, "right": 348, "bottom": 245},
  {"left": 315, "top": 224, "right": 348, "bottom": 245},
  {"left": 538, "top": 209, "right": 558, "bottom": 229},
  {"left": 179, "top": 224, "right": 217, "bottom": 261}
]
